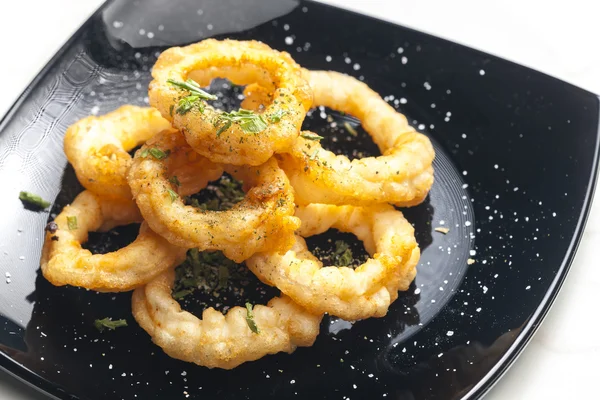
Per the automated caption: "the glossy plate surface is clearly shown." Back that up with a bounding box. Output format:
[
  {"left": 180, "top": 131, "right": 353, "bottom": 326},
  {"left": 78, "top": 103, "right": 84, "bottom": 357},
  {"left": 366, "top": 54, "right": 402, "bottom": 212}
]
[{"left": 0, "top": 0, "right": 598, "bottom": 399}]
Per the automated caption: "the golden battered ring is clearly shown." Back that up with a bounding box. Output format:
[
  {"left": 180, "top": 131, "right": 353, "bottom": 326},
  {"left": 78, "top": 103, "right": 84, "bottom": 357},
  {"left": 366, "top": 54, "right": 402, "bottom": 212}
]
[
  {"left": 276, "top": 70, "right": 435, "bottom": 207},
  {"left": 132, "top": 270, "right": 322, "bottom": 369},
  {"left": 127, "top": 129, "right": 300, "bottom": 262},
  {"left": 247, "top": 203, "right": 420, "bottom": 320},
  {"left": 64, "top": 105, "right": 173, "bottom": 199},
  {"left": 149, "top": 39, "right": 312, "bottom": 166},
  {"left": 40, "top": 191, "right": 187, "bottom": 292}
]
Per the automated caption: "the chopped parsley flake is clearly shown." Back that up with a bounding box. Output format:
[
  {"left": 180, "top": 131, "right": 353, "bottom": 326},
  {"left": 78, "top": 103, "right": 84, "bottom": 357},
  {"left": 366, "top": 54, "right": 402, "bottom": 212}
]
[
  {"left": 149, "top": 148, "right": 169, "bottom": 159},
  {"left": 184, "top": 175, "right": 244, "bottom": 211},
  {"left": 268, "top": 109, "right": 287, "bottom": 123},
  {"left": 344, "top": 122, "right": 358, "bottom": 137},
  {"left": 172, "top": 249, "right": 245, "bottom": 300},
  {"left": 308, "top": 232, "right": 369, "bottom": 269},
  {"left": 141, "top": 148, "right": 169, "bottom": 160},
  {"left": 67, "top": 216, "right": 78, "bottom": 230},
  {"left": 19, "top": 191, "right": 51, "bottom": 209},
  {"left": 169, "top": 176, "right": 181, "bottom": 187},
  {"left": 300, "top": 133, "right": 324, "bottom": 141},
  {"left": 166, "top": 188, "right": 179, "bottom": 202},
  {"left": 245, "top": 302, "right": 260, "bottom": 334},
  {"left": 94, "top": 318, "right": 127, "bottom": 332},
  {"left": 168, "top": 79, "right": 217, "bottom": 115},
  {"left": 333, "top": 240, "right": 354, "bottom": 266},
  {"left": 215, "top": 109, "right": 268, "bottom": 136}
]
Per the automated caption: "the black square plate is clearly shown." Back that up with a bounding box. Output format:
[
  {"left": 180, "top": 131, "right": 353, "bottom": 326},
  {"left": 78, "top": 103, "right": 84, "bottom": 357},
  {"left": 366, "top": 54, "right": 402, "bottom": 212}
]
[{"left": 0, "top": 0, "right": 598, "bottom": 399}]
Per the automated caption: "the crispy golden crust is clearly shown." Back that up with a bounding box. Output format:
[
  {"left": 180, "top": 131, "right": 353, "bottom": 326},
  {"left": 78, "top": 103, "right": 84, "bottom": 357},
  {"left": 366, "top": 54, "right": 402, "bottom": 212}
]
[
  {"left": 149, "top": 39, "right": 312, "bottom": 166},
  {"left": 247, "top": 204, "right": 420, "bottom": 320},
  {"left": 40, "top": 191, "right": 187, "bottom": 292},
  {"left": 64, "top": 105, "right": 173, "bottom": 199},
  {"left": 132, "top": 270, "right": 322, "bottom": 369},
  {"left": 127, "top": 130, "right": 300, "bottom": 262},
  {"left": 240, "top": 83, "right": 273, "bottom": 111},
  {"left": 276, "top": 70, "right": 435, "bottom": 207}
]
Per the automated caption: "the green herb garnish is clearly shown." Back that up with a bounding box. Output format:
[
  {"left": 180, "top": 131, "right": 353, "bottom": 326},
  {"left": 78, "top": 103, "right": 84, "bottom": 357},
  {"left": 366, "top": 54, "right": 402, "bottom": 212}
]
[
  {"left": 140, "top": 148, "right": 169, "bottom": 159},
  {"left": 19, "top": 191, "right": 51, "bottom": 209},
  {"left": 172, "top": 249, "right": 244, "bottom": 300},
  {"left": 215, "top": 109, "right": 268, "bottom": 136},
  {"left": 217, "top": 265, "right": 230, "bottom": 291},
  {"left": 172, "top": 289, "right": 194, "bottom": 300},
  {"left": 184, "top": 196, "right": 202, "bottom": 209},
  {"left": 184, "top": 175, "right": 244, "bottom": 211},
  {"left": 166, "top": 188, "right": 179, "bottom": 202},
  {"left": 245, "top": 302, "right": 260, "bottom": 334},
  {"left": 177, "top": 95, "right": 205, "bottom": 115},
  {"left": 300, "top": 133, "right": 324, "bottom": 141},
  {"left": 344, "top": 122, "right": 358, "bottom": 137},
  {"left": 94, "top": 318, "right": 127, "bottom": 332},
  {"left": 333, "top": 240, "right": 353, "bottom": 267},
  {"left": 168, "top": 79, "right": 217, "bottom": 115},
  {"left": 149, "top": 148, "right": 169, "bottom": 159},
  {"left": 215, "top": 120, "right": 232, "bottom": 137},
  {"left": 169, "top": 176, "right": 181, "bottom": 187},
  {"left": 268, "top": 109, "right": 287, "bottom": 123},
  {"left": 168, "top": 79, "right": 217, "bottom": 99},
  {"left": 67, "top": 216, "right": 78, "bottom": 231}
]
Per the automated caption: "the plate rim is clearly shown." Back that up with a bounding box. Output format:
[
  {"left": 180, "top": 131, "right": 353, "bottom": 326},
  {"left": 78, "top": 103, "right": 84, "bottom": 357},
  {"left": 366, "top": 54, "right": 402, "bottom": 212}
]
[
  {"left": 463, "top": 116, "right": 600, "bottom": 398},
  {"left": 0, "top": 1, "right": 599, "bottom": 399}
]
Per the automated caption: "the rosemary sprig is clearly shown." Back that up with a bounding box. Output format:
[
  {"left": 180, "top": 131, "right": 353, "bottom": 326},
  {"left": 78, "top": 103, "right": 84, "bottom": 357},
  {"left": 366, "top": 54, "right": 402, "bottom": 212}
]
[
  {"left": 168, "top": 79, "right": 217, "bottom": 115},
  {"left": 215, "top": 109, "right": 268, "bottom": 136}
]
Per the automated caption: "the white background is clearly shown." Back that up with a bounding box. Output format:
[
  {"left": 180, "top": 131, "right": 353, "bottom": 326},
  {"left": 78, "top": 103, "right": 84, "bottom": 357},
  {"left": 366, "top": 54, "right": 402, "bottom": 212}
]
[{"left": 0, "top": 0, "right": 599, "bottom": 399}]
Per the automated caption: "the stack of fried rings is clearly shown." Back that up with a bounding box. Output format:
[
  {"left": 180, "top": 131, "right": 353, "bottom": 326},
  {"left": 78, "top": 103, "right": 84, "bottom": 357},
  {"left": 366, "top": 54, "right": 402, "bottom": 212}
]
[{"left": 41, "top": 39, "right": 434, "bottom": 369}]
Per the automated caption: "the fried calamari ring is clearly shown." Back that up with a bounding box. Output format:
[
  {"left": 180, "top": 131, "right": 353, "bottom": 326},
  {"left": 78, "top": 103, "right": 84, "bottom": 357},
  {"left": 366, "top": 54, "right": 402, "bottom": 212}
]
[
  {"left": 41, "top": 191, "right": 187, "bottom": 292},
  {"left": 64, "top": 105, "right": 173, "bottom": 199},
  {"left": 247, "top": 204, "right": 420, "bottom": 320},
  {"left": 149, "top": 39, "right": 312, "bottom": 166},
  {"left": 132, "top": 270, "right": 322, "bottom": 369},
  {"left": 276, "top": 70, "right": 435, "bottom": 207},
  {"left": 127, "top": 129, "right": 300, "bottom": 262}
]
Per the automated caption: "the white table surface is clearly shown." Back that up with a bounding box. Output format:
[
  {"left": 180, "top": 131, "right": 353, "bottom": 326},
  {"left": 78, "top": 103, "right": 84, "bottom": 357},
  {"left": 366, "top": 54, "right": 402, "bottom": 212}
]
[{"left": 1, "top": 0, "right": 598, "bottom": 398}]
